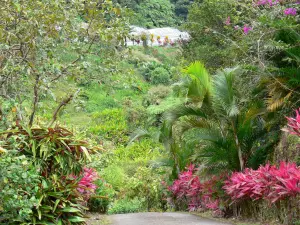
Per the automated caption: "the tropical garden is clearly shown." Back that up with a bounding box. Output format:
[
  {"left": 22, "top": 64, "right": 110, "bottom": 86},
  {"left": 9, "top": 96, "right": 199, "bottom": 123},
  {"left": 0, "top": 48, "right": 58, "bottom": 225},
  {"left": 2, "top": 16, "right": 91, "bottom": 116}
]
[{"left": 0, "top": 0, "right": 299, "bottom": 224}]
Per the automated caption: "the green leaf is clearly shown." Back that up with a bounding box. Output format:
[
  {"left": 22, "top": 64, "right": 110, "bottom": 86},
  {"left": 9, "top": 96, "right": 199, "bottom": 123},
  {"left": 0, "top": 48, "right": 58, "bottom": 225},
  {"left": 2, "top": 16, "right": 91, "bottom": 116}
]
[
  {"left": 68, "top": 216, "right": 85, "bottom": 222},
  {"left": 53, "top": 199, "right": 60, "bottom": 212},
  {"left": 80, "top": 146, "right": 91, "bottom": 161},
  {"left": 38, "top": 209, "right": 42, "bottom": 220},
  {"left": 60, "top": 207, "right": 81, "bottom": 213}
]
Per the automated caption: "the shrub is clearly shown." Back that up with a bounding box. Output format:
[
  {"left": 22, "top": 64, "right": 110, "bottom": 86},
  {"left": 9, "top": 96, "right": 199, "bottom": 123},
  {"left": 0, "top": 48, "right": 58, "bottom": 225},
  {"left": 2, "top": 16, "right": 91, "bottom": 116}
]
[
  {"left": 0, "top": 152, "right": 40, "bottom": 223},
  {"left": 149, "top": 67, "right": 171, "bottom": 85},
  {"left": 123, "top": 167, "right": 164, "bottom": 211},
  {"left": 223, "top": 162, "right": 300, "bottom": 203},
  {"left": 88, "top": 179, "right": 115, "bottom": 213},
  {"left": 143, "top": 85, "right": 172, "bottom": 106},
  {"left": 139, "top": 61, "right": 171, "bottom": 84},
  {"left": 90, "top": 108, "right": 128, "bottom": 144},
  {"left": 114, "top": 139, "right": 162, "bottom": 162},
  {"left": 101, "top": 165, "right": 126, "bottom": 191},
  {"left": 168, "top": 164, "right": 226, "bottom": 215},
  {"left": 108, "top": 197, "right": 145, "bottom": 214},
  {"left": 1, "top": 126, "right": 97, "bottom": 224}
]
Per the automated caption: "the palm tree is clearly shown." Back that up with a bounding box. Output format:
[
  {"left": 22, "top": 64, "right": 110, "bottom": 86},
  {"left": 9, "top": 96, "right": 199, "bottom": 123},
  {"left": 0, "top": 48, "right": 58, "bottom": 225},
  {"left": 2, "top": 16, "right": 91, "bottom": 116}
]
[
  {"left": 162, "top": 62, "right": 279, "bottom": 173},
  {"left": 130, "top": 62, "right": 280, "bottom": 174}
]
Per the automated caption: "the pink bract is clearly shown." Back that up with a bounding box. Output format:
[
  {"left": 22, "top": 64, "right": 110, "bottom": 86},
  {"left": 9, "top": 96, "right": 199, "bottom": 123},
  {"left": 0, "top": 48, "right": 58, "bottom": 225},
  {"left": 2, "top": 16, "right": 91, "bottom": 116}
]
[
  {"left": 286, "top": 108, "right": 300, "bottom": 136},
  {"left": 284, "top": 8, "right": 297, "bottom": 16},
  {"left": 225, "top": 16, "right": 231, "bottom": 25},
  {"left": 243, "top": 25, "right": 252, "bottom": 35},
  {"left": 256, "top": 0, "right": 279, "bottom": 6},
  {"left": 77, "top": 167, "right": 99, "bottom": 200},
  {"left": 223, "top": 162, "right": 300, "bottom": 203},
  {"left": 168, "top": 164, "right": 223, "bottom": 212}
]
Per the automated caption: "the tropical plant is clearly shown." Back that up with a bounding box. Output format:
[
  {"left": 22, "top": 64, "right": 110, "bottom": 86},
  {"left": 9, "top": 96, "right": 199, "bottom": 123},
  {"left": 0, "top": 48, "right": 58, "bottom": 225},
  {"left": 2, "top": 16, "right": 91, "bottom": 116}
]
[
  {"left": 0, "top": 125, "right": 97, "bottom": 224},
  {"left": 168, "top": 164, "right": 226, "bottom": 215},
  {"left": 150, "top": 62, "right": 282, "bottom": 175},
  {"left": 0, "top": 152, "right": 40, "bottom": 223},
  {"left": 88, "top": 179, "right": 115, "bottom": 213},
  {"left": 0, "top": 0, "right": 128, "bottom": 127},
  {"left": 223, "top": 161, "right": 300, "bottom": 224}
]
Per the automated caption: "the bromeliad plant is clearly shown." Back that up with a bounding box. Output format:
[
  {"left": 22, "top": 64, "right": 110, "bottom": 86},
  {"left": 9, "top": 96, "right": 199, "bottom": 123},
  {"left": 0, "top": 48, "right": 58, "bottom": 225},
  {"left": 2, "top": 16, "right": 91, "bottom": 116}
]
[{"left": 1, "top": 125, "right": 98, "bottom": 224}]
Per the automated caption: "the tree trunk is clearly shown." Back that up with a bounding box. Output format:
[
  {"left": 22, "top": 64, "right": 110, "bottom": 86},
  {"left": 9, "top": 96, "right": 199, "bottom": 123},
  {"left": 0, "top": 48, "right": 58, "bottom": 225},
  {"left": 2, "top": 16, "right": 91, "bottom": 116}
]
[{"left": 231, "top": 119, "right": 244, "bottom": 171}]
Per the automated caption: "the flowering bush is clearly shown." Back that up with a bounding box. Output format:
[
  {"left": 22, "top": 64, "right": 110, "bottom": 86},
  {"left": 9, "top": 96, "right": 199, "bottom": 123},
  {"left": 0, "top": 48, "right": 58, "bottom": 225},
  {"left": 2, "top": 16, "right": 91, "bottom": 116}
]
[
  {"left": 286, "top": 108, "right": 300, "bottom": 137},
  {"left": 77, "top": 168, "right": 99, "bottom": 200},
  {"left": 223, "top": 162, "right": 300, "bottom": 203},
  {"left": 168, "top": 164, "right": 226, "bottom": 214},
  {"left": 1, "top": 126, "right": 96, "bottom": 224}
]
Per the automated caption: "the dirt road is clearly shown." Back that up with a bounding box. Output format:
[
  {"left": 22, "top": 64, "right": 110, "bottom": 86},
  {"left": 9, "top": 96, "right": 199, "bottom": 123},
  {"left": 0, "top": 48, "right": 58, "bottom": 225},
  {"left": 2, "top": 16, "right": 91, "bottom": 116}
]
[{"left": 108, "top": 212, "right": 232, "bottom": 225}]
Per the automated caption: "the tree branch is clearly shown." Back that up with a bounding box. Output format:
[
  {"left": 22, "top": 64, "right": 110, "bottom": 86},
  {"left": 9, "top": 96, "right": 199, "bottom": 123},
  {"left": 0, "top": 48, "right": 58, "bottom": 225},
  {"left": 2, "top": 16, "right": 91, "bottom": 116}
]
[
  {"left": 28, "top": 74, "right": 40, "bottom": 127},
  {"left": 48, "top": 89, "right": 80, "bottom": 127}
]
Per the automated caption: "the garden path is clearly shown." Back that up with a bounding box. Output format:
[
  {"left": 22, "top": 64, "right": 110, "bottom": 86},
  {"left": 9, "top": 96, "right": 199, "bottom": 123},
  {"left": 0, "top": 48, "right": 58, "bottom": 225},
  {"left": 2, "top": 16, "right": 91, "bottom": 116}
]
[{"left": 108, "top": 212, "right": 233, "bottom": 225}]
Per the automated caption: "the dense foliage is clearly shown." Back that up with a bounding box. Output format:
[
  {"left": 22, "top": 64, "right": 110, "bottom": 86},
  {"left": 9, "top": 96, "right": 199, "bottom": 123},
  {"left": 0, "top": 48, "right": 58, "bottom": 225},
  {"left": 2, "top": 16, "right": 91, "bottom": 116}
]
[
  {"left": 1, "top": 0, "right": 300, "bottom": 224},
  {"left": 0, "top": 126, "right": 97, "bottom": 224}
]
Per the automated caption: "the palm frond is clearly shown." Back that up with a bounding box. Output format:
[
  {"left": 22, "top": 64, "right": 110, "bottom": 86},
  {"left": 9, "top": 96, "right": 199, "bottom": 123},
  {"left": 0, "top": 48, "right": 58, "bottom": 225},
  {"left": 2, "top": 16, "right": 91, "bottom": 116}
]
[
  {"left": 183, "top": 61, "right": 212, "bottom": 103},
  {"left": 212, "top": 68, "right": 240, "bottom": 117},
  {"left": 128, "top": 128, "right": 152, "bottom": 145},
  {"left": 163, "top": 104, "right": 207, "bottom": 125}
]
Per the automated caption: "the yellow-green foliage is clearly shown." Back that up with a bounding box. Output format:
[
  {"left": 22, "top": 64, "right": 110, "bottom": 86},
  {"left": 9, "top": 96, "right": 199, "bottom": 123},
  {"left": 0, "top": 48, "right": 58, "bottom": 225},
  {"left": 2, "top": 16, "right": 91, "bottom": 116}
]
[
  {"left": 101, "top": 165, "right": 127, "bottom": 191},
  {"left": 123, "top": 167, "right": 165, "bottom": 211},
  {"left": 114, "top": 139, "right": 162, "bottom": 162},
  {"left": 90, "top": 108, "right": 128, "bottom": 143}
]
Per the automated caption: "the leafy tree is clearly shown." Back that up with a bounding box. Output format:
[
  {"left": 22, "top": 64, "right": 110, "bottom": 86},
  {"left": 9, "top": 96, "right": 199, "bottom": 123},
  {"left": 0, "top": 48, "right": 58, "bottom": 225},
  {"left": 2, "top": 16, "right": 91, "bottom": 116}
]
[
  {"left": 173, "top": 0, "right": 194, "bottom": 19},
  {"left": 1, "top": 126, "right": 96, "bottom": 224},
  {"left": 134, "top": 62, "right": 280, "bottom": 174},
  {"left": 113, "top": 0, "right": 145, "bottom": 10},
  {"left": 164, "top": 62, "right": 280, "bottom": 173},
  {"left": 133, "top": 0, "right": 176, "bottom": 28},
  {"left": 0, "top": 0, "right": 129, "bottom": 127}
]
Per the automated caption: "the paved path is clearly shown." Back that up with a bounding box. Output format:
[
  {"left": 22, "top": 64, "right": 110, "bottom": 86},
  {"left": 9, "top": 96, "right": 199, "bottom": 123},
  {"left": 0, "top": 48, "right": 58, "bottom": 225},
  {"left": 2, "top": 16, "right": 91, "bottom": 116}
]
[{"left": 109, "top": 212, "right": 232, "bottom": 225}]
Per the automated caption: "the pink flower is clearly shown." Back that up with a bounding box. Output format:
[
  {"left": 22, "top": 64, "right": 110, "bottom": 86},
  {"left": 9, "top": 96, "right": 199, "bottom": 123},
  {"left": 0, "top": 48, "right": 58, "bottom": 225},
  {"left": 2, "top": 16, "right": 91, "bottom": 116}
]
[
  {"left": 284, "top": 8, "right": 297, "bottom": 16},
  {"left": 234, "top": 25, "right": 240, "bottom": 30},
  {"left": 243, "top": 25, "right": 252, "bottom": 35},
  {"left": 225, "top": 16, "right": 231, "bottom": 25},
  {"left": 77, "top": 167, "right": 98, "bottom": 200},
  {"left": 256, "top": 0, "right": 279, "bottom": 6},
  {"left": 285, "top": 108, "right": 300, "bottom": 136}
]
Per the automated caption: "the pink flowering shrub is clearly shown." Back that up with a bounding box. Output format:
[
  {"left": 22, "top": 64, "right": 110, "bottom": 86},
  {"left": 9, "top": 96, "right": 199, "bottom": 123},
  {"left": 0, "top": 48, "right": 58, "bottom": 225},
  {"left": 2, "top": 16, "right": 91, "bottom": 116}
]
[
  {"left": 255, "top": 0, "right": 279, "bottom": 6},
  {"left": 168, "top": 164, "right": 202, "bottom": 210},
  {"left": 224, "top": 16, "right": 231, "bottom": 25},
  {"left": 223, "top": 162, "right": 300, "bottom": 203},
  {"left": 168, "top": 164, "right": 226, "bottom": 214},
  {"left": 77, "top": 167, "right": 99, "bottom": 200},
  {"left": 284, "top": 8, "right": 297, "bottom": 16},
  {"left": 286, "top": 108, "right": 300, "bottom": 136},
  {"left": 243, "top": 25, "right": 252, "bottom": 35}
]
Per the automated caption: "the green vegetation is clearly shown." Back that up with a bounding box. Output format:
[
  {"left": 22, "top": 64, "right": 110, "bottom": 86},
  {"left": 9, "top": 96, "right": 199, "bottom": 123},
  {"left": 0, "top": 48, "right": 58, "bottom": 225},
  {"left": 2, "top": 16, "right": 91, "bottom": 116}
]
[{"left": 0, "top": 0, "right": 300, "bottom": 225}]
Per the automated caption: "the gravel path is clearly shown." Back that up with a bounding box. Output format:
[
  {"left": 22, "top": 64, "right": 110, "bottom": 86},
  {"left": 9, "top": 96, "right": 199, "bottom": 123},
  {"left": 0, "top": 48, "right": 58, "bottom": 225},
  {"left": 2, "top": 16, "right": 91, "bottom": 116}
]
[{"left": 109, "top": 212, "right": 233, "bottom": 225}]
